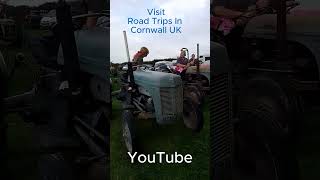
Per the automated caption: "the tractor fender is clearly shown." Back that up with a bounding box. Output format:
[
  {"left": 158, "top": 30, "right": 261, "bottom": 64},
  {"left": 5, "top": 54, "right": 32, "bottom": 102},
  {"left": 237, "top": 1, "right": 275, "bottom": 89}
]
[{"left": 293, "top": 39, "right": 320, "bottom": 80}]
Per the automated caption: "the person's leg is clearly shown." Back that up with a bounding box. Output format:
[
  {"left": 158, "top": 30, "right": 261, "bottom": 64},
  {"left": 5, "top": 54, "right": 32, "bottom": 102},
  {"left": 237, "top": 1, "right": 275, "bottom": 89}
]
[
  {"left": 224, "top": 26, "right": 245, "bottom": 59},
  {"left": 180, "top": 69, "right": 187, "bottom": 80}
]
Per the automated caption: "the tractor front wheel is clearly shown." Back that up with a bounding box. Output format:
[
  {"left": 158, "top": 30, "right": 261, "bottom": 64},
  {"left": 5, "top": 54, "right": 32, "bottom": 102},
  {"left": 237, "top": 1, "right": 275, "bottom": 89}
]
[{"left": 122, "top": 110, "right": 137, "bottom": 153}]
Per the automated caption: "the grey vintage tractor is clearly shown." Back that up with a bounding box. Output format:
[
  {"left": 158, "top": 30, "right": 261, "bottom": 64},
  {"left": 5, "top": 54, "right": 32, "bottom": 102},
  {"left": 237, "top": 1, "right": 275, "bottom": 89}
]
[
  {"left": 119, "top": 66, "right": 204, "bottom": 153},
  {"left": 0, "top": 1, "right": 110, "bottom": 179},
  {"left": 117, "top": 33, "right": 204, "bottom": 153},
  {"left": 211, "top": 0, "right": 312, "bottom": 180}
]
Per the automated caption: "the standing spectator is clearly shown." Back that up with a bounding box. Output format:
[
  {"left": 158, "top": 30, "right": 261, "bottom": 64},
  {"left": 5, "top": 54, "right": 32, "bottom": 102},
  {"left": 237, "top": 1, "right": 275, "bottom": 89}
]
[{"left": 213, "top": 0, "right": 270, "bottom": 58}]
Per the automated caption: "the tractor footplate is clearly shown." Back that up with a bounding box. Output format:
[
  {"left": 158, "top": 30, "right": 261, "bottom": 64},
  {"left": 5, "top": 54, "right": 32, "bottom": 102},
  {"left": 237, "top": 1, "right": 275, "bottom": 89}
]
[
  {"left": 122, "top": 104, "right": 135, "bottom": 110},
  {"left": 137, "top": 112, "right": 155, "bottom": 120}
]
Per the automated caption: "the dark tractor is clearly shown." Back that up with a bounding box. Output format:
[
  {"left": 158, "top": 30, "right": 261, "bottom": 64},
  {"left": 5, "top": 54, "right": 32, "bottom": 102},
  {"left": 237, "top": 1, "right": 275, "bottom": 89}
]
[
  {"left": 154, "top": 45, "right": 210, "bottom": 106},
  {"left": 183, "top": 46, "right": 210, "bottom": 100},
  {"left": 211, "top": 0, "right": 315, "bottom": 180},
  {"left": 1, "top": 1, "right": 110, "bottom": 179}
]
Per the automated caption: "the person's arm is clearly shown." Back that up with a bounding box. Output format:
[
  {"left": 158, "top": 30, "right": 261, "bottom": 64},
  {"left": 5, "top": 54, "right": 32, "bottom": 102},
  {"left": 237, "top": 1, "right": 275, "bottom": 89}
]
[
  {"left": 176, "top": 63, "right": 187, "bottom": 68},
  {"left": 189, "top": 59, "right": 195, "bottom": 66},
  {"left": 214, "top": 6, "right": 243, "bottom": 18}
]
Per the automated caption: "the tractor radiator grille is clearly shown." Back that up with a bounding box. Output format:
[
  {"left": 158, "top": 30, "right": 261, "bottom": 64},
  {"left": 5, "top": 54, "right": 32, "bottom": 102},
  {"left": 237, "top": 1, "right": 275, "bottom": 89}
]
[
  {"left": 210, "top": 73, "right": 233, "bottom": 168},
  {"left": 160, "top": 85, "right": 183, "bottom": 116}
]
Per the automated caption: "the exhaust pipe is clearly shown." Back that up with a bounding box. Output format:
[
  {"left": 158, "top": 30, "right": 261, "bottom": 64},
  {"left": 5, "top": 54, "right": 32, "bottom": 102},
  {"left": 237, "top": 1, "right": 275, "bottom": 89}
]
[{"left": 197, "top": 43, "right": 200, "bottom": 74}]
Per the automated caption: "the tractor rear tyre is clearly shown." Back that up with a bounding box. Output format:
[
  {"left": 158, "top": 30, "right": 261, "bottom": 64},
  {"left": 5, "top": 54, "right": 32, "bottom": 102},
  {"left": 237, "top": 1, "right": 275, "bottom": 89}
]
[{"left": 183, "top": 97, "right": 204, "bottom": 132}]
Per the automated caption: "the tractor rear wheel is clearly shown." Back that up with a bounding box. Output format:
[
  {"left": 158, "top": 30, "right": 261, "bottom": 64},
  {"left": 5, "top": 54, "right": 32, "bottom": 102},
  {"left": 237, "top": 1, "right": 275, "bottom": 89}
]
[
  {"left": 183, "top": 96, "right": 204, "bottom": 132},
  {"left": 185, "top": 85, "right": 202, "bottom": 105}
]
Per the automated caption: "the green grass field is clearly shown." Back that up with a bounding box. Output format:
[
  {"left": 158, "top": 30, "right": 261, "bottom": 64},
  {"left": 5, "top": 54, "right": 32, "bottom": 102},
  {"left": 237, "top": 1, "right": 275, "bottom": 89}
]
[
  {"left": 4, "top": 40, "right": 40, "bottom": 179},
  {"left": 4, "top": 29, "right": 320, "bottom": 180},
  {"left": 110, "top": 78, "right": 210, "bottom": 180}
]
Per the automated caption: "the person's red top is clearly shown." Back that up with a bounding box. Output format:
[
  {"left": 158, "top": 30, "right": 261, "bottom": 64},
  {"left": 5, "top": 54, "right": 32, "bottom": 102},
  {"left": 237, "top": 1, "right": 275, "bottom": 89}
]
[{"left": 133, "top": 51, "right": 145, "bottom": 65}]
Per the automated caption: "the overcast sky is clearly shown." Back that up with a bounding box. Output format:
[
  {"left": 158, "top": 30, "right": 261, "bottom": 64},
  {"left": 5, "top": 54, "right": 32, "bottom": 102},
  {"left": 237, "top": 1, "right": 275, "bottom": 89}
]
[
  {"left": 110, "top": 0, "right": 210, "bottom": 63},
  {"left": 7, "top": 0, "right": 76, "bottom": 6}
]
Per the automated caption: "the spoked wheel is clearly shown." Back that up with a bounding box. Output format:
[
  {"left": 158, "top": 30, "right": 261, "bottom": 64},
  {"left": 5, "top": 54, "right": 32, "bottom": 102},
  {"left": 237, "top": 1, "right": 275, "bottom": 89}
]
[
  {"left": 183, "top": 97, "right": 203, "bottom": 132},
  {"left": 122, "top": 110, "right": 136, "bottom": 153},
  {"left": 90, "top": 106, "right": 110, "bottom": 137}
]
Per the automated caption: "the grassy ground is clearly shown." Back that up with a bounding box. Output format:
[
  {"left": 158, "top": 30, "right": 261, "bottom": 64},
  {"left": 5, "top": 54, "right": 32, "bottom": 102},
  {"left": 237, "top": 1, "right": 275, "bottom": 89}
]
[
  {"left": 4, "top": 29, "right": 320, "bottom": 179},
  {"left": 296, "top": 108, "right": 320, "bottom": 180},
  {"left": 110, "top": 77, "right": 210, "bottom": 180},
  {"left": 4, "top": 37, "right": 41, "bottom": 179}
]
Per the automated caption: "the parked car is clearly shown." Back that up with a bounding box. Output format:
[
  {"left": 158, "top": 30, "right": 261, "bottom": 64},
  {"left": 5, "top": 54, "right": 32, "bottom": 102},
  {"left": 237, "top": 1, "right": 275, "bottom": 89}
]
[{"left": 40, "top": 10, "right": 56, "bottom": 29}]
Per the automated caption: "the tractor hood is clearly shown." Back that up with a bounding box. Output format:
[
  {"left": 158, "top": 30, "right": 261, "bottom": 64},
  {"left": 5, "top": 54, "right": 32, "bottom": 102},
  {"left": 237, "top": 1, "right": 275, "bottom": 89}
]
[
  {"left": 57, "top": 27, "right": 109, "bottom": 80},
  {"left": 133, "top": 69, "right": 182, "bottom": 88},
  {"left": 244, "top": 11, "right": 320, "bottom": 37}
]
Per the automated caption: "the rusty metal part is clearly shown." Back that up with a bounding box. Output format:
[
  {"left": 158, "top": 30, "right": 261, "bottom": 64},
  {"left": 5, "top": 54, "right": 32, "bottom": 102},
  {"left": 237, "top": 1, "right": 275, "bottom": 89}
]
[{"left": 137, "top": 111, "right": 154, "bottom": 120}]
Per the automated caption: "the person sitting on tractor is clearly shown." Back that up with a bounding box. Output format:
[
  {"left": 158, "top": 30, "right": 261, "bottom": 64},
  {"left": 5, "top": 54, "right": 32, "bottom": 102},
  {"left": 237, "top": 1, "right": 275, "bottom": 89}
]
[
  {"left": 133, "top": 47, "right": 149, "bottom": 66},
  {"left": 214, "top": 0, "right": 270, "bottom": 25},
  {"left": 175, "top": 50, "right": 190, "bottom": 77},
  {"left": 58, "top": 0, "right": 109, "bottom": 93},
  {"left": 212, "top": 0, "right": 270, "bottom": 58},
  {"left": 189, "top": 54, "right": 199, "bottom": 66}
]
